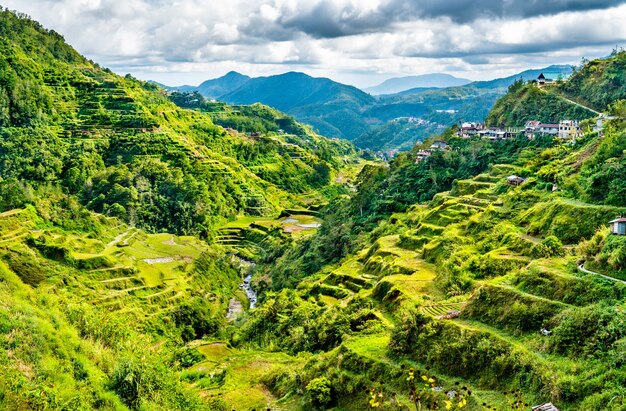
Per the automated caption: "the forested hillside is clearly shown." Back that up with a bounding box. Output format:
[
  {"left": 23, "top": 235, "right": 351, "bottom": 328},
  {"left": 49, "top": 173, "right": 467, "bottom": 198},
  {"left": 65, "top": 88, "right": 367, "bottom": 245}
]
[
  {"left": 0, "top": 9, "right": 355, "bottom": 236},
  {"left": 0, "top": 9, "right": 359, "bottom": 410}
]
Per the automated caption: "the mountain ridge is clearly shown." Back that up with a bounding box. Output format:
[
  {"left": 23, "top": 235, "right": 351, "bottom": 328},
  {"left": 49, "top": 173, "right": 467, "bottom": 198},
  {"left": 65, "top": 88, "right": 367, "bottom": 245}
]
[
  {"left": 159, "top": 65, "right": 575, "bottom": 151},
  {"left": 365, "top": 73, "right": 472, "bottom": 95}
]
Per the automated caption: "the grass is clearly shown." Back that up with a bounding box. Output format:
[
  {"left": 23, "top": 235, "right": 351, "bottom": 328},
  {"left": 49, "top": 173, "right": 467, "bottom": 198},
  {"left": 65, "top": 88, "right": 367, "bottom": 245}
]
[{"left": 192, "top": 342, "right": 305, "bottom": 410}]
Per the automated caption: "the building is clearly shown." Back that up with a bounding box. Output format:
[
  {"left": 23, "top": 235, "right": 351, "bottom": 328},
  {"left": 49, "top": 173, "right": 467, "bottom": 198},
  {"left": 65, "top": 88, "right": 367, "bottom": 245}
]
[
  {"left": 537, "top": 123, "right": 559, "bottom": 136},
  {"left": 532, "top": 403, "right": 559, "bottom": 411},
  {"left": 558, "top": 120, "right": 581, "bottom": 140},
  {"left": 594, "top": 114, "right": 616, "bottom": 135},
  {"left": 456, "top": 122, "right": 484, "bottom": 138},
  {"left": 610, "top": 218, "right": 626, "bottom": 235},
  {"left": 537, "top": 73, "right": 547, "bottom": 85},
  {"left": 430, "top": 140, "right": 449, "bottom": 150},
  {"left": 525, "top": 120, "right": 541, "bottom": 138},
  {"left": 536, "top": 73, "right": 553, "bottom": 86},
  {"left": 415, "top": 149, "right": 432, "bottom": 163},
  {"left": 506, "top": 175, "right": 526, "bottom": 186}
]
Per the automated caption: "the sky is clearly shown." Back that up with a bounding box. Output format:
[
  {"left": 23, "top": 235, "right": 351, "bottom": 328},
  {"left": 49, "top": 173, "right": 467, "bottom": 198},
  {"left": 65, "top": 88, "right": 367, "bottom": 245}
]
[{"left": 3, "top": 0, "right": 626, "bottom": 88}]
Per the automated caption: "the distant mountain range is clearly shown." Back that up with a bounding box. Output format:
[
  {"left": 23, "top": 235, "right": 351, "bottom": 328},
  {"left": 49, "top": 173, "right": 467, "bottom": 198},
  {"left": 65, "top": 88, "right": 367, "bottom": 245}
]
[
  {"left": 365, "top": 73, "right": 472, "bottom": 95},
  {"left": 157, "top": 65, "right": 573, "bottom": 151}
]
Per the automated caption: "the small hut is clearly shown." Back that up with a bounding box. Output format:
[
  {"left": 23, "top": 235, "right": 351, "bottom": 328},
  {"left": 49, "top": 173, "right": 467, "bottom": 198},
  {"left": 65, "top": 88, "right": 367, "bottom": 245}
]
[
  {"left": 506, "top": 175, "right": 526, "bottom": 186},
  {"left": 532, "top": 403, "right": 559, "bottom": 411},
  {"left": 537, "top": 73, "right": 548, "bottom": 85},
  {"left": 610, "top": 218, "right": 626, "bottom": 235}
]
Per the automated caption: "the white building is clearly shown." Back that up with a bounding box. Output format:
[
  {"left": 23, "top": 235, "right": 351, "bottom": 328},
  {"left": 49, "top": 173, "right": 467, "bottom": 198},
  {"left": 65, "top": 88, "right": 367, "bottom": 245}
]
[{"left": 558, "top": 120, "right": 581, "bottom": 140}]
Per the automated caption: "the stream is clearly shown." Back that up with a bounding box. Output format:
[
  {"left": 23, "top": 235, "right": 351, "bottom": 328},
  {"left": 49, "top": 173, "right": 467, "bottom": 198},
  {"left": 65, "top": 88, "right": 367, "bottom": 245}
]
[
  {"left": 226, "top": 256, "right": 258, "bottom": 320},
  {"left": 242, "top": 272, "right": 258, "bottom": 308}
]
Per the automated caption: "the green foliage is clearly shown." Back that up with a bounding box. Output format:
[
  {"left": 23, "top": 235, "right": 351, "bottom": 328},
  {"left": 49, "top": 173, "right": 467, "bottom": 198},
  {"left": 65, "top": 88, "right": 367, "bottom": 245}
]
[
  {"left": 560, "top": 51, "right": 626, "bottom": 111},
  {"left": 173, "top": 347, "right": 205, "bottom": 368},
  {"left": 0, "top": 9, "right": 356, "bottom": 237},
  {"left": 463, "top": 285, "right": 564, "bottom": 334},
  {"left": 306, "top": 376, "right": 333, "bottom": 407},
  {"left": 581, "top": 122, "right": 626, "bottom": 206},
  {"left": 533, "top": 235, "right": 565, "bottom": 258},
  {"left": 0, "top": 177, "right": 33, "bottom": 212},
  {"left": 235, "top": 290, "right": 379, "bottom": 354},
  {"left": 548, "top": 303, "right": 626, "bottom": 358},
  {"left": 172, "top": 297, "right": 222, "bottom": 342},
  {"left": 108, "top": 356, "right": 205, "bottom": 410}
]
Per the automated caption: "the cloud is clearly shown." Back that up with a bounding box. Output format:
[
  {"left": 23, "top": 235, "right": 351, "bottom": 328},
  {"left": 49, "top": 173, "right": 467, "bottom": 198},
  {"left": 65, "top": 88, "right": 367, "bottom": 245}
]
[
  {"left": 274, "top": 0, "right": 626, "bottom": 38},
  {"left": 1, "top": 0, "right": 625, "bottom": 86}
]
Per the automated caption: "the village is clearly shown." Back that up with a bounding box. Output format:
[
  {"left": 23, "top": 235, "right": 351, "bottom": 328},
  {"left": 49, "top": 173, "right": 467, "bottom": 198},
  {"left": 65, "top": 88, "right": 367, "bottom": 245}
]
[{"left": 413, "top": 114, "right": 610, "bottom": 164}]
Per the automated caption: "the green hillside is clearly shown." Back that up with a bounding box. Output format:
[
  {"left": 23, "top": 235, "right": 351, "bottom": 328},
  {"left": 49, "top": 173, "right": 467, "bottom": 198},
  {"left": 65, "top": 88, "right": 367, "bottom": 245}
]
[
  {"left": 487, "top": 52, "right": 626, "bottom": 127},
  {"left": 0, "top": 9, "right": 358, "bottom": 235},
  {"left": 0, "top": 10, "right": 361, "bottom": 410},
  {"left": 485, "top": 80, "right": 597, "bottom": 127},
  {"left": 178, "top": 67, "right": 572, "bottom": 152},
  {"left": 230, "top": 54, "right": 626, "bottom": 410},
  {"left": 3, "top": 7, "right": 626, "bottom": 411}
]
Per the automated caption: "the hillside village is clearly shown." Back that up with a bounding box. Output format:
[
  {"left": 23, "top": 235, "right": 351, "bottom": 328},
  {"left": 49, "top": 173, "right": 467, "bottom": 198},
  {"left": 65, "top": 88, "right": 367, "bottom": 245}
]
[{"left": 416, "top": 112, "right": 614, "bottom": 164}]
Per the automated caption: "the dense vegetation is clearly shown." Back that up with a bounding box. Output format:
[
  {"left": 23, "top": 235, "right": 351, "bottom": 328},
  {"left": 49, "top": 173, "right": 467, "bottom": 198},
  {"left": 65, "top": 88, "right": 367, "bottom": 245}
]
[
  {"left": 0, "top": 8, "right": 355, "bottom": 237},
  {"left": 236, "top": 52, "right": 626, "bottom": 410},
  {"left": 560, "top": 49, "right": 626, "bottom": 111},
  {"left": 2, "top": 7, "right": 626, "bottom": 411},
  {"left": 0, "top": 9, "right": 356, "bottom": 410}
]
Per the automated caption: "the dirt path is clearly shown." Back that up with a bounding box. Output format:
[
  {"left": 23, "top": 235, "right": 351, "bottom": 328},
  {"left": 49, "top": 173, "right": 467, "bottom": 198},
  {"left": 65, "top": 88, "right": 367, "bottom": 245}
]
[
  {"left": 578, "top": 263, "right": 626, "bottom": 284},
  {"left": 549, "top": 91, "right": 602, "bottom": 115}
]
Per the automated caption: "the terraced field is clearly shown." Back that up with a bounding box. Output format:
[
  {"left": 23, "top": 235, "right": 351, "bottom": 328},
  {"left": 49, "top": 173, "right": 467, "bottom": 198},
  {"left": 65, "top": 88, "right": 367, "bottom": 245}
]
[
  {"left": 215, "top": 213, "right": 323, "bottom": 256},
  {"left": 188, "top": 342, "right": 305, "bottom": 410},
  {"left": 0, "top": 207, "right": 224, "bottom": 320},
  {"left": 288, "top": 161, "right": 626, "bottom": 410}
]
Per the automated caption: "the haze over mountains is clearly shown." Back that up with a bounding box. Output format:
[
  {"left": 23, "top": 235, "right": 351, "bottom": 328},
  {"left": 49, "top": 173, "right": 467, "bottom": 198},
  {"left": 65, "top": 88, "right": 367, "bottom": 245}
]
[
  {"left": 160, "top": 65, "right": 573, "bottom": 151},
  {"left": 365, "top": 73, "right": 472, "bottom": 95}
]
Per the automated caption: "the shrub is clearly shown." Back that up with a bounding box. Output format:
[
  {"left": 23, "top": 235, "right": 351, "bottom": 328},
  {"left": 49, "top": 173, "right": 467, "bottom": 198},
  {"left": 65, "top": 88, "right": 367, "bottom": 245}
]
[
  {"left": 109, "top": 360, "right": 142, "bottom": 409},
  {"left": 306, "top": 376, "right": 332, "bottom": 407},
  {"left": 172, "top": 297, "right": 221, "bottom": 342},
  {"left": 173, "top": 347, "right": 205, "bottom": 368}
]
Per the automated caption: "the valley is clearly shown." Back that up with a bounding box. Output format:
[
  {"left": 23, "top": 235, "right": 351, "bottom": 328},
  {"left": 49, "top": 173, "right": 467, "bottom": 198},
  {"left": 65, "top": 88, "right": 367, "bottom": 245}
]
[{"left": 0, "top": 6, "right": 626, "bottom": 411}]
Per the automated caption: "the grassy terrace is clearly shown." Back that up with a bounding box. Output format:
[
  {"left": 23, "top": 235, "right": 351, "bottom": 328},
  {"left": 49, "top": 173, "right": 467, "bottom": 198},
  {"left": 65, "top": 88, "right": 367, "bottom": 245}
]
[{"left": 262, "top": 159, "right": 626, "bottom": 410}]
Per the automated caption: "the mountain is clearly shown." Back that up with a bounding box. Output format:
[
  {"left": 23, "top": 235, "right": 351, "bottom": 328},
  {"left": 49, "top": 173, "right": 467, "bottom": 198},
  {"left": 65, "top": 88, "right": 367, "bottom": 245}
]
[
  {"left": 218, "top": 71, "right": 376, "bottom": 140},
  {"left": 196, "top": 70, "right": 251, "bottom": 98},
  {"left": 253, "top": 52, "right": 626, "bottom": 411},
  {"left": 365, "top": 73, "right": 472, "bottom": 95},
  {"left": 148, "top": 80, "right": 198, "bottom": 93},
  {"left": 162, "top": 65, "right": 572, "bottom": 152},
  {"left": 168, "top": 72, "right": 377, "bottom": 140},
  {"left": 353, "top": 65, "right": 576, "bottom": 150},
  {"left": 4, "top": 7, "right": 626, "bottom": 411}
]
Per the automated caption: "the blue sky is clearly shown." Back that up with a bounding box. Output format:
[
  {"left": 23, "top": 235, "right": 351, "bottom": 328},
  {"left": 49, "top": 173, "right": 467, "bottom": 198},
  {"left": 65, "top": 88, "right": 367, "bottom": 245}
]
[{"left": 3, "top": 0, "right": 626, "bottom": 87}]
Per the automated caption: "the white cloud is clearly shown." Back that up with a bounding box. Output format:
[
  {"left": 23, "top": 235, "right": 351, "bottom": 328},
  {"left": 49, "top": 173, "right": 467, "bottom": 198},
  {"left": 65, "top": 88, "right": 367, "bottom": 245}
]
[{"left": 1, "top": 0, "right": 625, "bottom": 87}]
